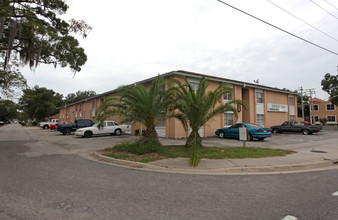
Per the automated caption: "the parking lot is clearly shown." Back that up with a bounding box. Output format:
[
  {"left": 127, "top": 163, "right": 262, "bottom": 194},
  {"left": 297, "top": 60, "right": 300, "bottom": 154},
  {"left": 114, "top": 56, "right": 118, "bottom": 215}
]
[{"left": 22, "top": 125, "right": 338, "bottom": 154}]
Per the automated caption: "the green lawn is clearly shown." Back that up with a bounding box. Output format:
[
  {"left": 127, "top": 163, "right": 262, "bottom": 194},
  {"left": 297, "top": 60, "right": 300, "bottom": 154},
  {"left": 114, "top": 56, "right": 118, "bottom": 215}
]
[{"left": 101, "top": 143, "right": 295, "bottom": 163}]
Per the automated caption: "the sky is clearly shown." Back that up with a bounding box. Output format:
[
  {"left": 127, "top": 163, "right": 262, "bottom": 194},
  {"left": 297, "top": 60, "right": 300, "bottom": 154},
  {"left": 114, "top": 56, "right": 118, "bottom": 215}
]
[{"left": 21, "top": 0, "right": 338, "bottom": 100}]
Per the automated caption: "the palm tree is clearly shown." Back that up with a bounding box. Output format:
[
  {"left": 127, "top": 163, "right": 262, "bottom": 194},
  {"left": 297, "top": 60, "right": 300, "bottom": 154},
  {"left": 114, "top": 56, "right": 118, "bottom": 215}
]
[
  {"left": 96, "top": 76, "right": 168, "bottom": 144},
  {"left": 167, "top": 77, "right": 247, "bottom": 166}
]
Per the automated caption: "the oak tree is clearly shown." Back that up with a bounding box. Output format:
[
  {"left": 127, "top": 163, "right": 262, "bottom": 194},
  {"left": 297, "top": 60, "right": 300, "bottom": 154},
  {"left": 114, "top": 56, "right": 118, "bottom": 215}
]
[
  {"left": 321, "top": 73, "right": 338, "bottom": 106},
  {"left": 19, "top": 86, "right": 65, "bottom": 121},
  {"left": 0, "top": 0, "right": 91, "bottom": 96}
]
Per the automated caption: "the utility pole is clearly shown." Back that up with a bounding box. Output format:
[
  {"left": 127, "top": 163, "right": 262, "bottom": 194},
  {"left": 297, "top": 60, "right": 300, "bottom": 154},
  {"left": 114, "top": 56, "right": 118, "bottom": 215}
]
[
  {"left": 306, "top": 88, "right": 316, "bottom": 124},
  {"left": 299, "top": 87, "right": 305, "bottom": 121}
]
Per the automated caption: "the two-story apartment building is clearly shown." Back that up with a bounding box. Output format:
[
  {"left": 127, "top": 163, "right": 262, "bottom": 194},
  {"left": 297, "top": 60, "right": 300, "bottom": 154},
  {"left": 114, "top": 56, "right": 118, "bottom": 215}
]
[
  {"left": 310, "top": 98, "right": 338, "bottom": 125},
  {"left": 58, "top": 70, "right": 298, "bottom": 138}
]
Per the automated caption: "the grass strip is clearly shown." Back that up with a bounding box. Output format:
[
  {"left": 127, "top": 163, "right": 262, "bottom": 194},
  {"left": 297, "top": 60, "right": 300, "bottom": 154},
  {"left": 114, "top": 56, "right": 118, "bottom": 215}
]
[{"left": 102, "top": 143, "right": 295, "bottom": 163}]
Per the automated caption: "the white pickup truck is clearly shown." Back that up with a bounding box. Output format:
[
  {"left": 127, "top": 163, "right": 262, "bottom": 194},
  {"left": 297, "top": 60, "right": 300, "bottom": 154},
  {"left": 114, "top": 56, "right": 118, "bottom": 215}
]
[
  {"left": 74, "top": 121, "right": 131, "bottom": 138},
  {"left": 39, "top": 119, "right": 60, "bottom": 129}
]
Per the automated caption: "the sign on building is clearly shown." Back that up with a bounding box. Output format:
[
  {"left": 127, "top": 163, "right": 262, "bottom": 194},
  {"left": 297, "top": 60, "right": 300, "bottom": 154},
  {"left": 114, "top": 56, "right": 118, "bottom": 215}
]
[{"left": 267, "top": 104, "right": 288, "bottom": 112}]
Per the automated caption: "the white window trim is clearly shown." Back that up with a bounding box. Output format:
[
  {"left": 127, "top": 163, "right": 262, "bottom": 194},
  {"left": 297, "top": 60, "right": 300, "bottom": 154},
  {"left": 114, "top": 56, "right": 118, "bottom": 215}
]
[
  {"left": 311, "top": 115, "right": 319, "bottom": 122},
  {"left": 327, "top": 115, "right": 336, "bottom": 122},
  {"left": 311, "top": 104, "right": 319, "bottom": 111},
  {"left": 326, "top": 104, "right": 335, "bottom": 111},
  {"left": 289, "top": 95, "right": 295, "bottom": 107},
  {"left": 92, "top": 100, "right": 96, "bottom": 117},
  {"left": 256, "top": 90, "right": 264, "bottom": 104}
]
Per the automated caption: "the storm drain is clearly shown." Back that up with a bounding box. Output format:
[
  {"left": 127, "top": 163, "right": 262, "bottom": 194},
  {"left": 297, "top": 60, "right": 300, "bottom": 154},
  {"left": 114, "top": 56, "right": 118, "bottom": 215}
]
[{"left": 310, "top": 150, "right": 327, "bottom": 153}]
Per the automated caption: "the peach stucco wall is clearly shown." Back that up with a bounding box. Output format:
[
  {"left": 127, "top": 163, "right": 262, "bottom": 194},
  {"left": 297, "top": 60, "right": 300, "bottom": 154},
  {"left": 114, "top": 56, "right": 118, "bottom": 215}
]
[
  {"left": 312, "top": 100, "right": 338, "bottom": 124},
  {"left": 57, "top": 73, "right": 299, "bottom": 138}
]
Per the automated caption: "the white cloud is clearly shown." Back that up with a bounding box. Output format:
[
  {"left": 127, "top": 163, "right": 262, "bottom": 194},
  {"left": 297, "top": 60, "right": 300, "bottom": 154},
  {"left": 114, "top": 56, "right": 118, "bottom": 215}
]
[{"left": 21, "top": 0, "right": 338, "bottom": 100}]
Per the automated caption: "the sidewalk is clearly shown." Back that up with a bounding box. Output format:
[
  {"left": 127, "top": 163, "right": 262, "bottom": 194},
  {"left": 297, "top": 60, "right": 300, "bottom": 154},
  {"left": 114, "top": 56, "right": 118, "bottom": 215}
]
[{"left": 89, "top": 131, "right": 338, "bottom": 175}]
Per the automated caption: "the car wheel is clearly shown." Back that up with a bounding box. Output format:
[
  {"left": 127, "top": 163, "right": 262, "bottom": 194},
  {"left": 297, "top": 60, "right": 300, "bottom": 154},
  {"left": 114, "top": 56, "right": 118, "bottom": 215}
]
[
  {"left": 249, "top": 134, "right": 253, "bottom": 141},
  {"left": 84, "top": 131, "right": 93, "bottom": 138},
  {"left": 218, "top": 131, "right": 225, "bottom": 138},
  {"left": 258, "top": 137, "right": 265, "bottom": 141},
  {"left": 43, "top": 125, "right": 49, "bottom": 129},
  {"left": 302, "top": 129, "right": 310, "bottom": 135},
  {"left": 115, "top": 129, "right": 122, "bottom": 136},
  {"left": 272, "top": 128, "right": 279, "bottom": 134},
  {"left": 63, "top": 128, "right": 71, "bottom": 135}
]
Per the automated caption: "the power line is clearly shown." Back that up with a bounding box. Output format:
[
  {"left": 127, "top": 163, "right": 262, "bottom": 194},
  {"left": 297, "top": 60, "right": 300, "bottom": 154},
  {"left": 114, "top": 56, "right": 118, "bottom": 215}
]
[
  {"left": 216, "top": 0, "right": 338, "bottom": 56},
  {"left": 324, "top": 0, "right": 338, "bottom": 10},
  {"left": 310, "top": 0, "right": 338, "bottom": 19},
  {"left": 267, "top": 0, "right": 338, "bottom": 42}
]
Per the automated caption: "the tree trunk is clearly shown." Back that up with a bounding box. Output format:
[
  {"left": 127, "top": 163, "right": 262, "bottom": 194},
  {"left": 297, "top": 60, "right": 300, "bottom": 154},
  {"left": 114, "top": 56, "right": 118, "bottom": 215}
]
[
  {"left": 185, "top": 130, "right": 202, "bottom": 148},
  {"left": 142, "top": 126, "right": 160, "bottom": 144},
  {"left": 186, "top": 130, "right": 202, "bottom": 167}
]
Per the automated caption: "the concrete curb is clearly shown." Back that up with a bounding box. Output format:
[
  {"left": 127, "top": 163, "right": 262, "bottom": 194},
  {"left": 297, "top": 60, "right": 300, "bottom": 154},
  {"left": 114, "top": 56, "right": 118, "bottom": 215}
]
[{"left": 89, "top": 152, "right": 336, "bottom": 175}]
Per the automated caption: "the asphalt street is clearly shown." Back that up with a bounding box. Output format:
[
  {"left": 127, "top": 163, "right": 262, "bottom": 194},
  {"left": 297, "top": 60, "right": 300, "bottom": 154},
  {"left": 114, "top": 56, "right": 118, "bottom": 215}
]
[{"left": 1, "top": 124, "right": 338, "bottom": 219}]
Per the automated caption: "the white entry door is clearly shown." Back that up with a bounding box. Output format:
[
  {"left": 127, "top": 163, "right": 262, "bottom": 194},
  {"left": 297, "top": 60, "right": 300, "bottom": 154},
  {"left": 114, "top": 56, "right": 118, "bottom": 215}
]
[{"left": 155, "top": 126, "right": 166, "bottom": 137}]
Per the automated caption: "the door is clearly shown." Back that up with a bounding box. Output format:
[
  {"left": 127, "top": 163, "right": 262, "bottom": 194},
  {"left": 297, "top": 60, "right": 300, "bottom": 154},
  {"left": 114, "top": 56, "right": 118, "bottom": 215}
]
[
  {"left": 227, "top": 124, "right": 240, "bottom": 138},
  {"left": 104, "top": 121, "right": 116, "bottom": 134}
]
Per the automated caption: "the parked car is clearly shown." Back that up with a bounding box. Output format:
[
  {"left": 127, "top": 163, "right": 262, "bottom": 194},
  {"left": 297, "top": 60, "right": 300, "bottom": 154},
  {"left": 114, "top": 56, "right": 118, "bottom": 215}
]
[
  {"left": 74, "top": 121, "right": 131, "bottom": 138},
  {"left": 215, "top": 123, "right": 271, "bottom": 141},
  {"left": 57, "top": 119, "right": 94, "bottom": 135},
  {"left": 0, "top": 121, "right": 4, "bottom": 126},
  {"left": 270, "top": 121, "right": 323, "bottom": 135},
  {"left": 39, "top": 119, "right": 60, "bottom": 129},
  {"left": 50, "top": 121, "right": 71, "bottom": 130}
]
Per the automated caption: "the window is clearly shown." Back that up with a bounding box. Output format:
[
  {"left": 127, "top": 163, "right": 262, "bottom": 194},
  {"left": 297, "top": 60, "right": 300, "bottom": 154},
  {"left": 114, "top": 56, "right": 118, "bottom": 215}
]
[
  {"left": 224, "top": 93, "right": 231, "bottom": 101},
  {"left": 326, "top": 104, "right": 335, "bottom": 111},
  {"left": 289, "top": 96, "right": 294, "bottom": 106},
  {"left": 224, "top": 113, "right": 234, "bottom": 126},
  {"left": 257, "top": 114, "right": 264, "bottom": 126},
  {"left": 311, "top": 116, "right": 319, "bottom": 123},
  {"left": 256, "top": 91, "right": 263, "bottom": 103},
  {"left": 311, "top": 105, "right": 319, "bottom": 111},
  {"left": 107, "top": 121, "right": 114, "bottom": 126},
  {"left": 190, "top": 82, "right": 199, "bottom": 93},
  {"left": 189, "top": 78, "right": 200, "bottom": 93},
  {"left": 79, "top": 103, "right": 82, "bottom": 118},
  {"left": 327, "top": 116, "right": 336, "bottom": 122},
  {"left": 290, "top": 115, "right": 295, "bottom": 121},
  {"left": 92, "top": 100, "right": 96, "bottom": 117}
]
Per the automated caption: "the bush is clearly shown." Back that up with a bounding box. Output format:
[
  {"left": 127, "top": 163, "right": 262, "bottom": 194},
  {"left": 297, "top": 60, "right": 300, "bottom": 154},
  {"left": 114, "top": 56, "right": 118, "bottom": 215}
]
[
  {"left": 320, "top": 118, "right": 328, "bottom": 126},
  {"left": 31, "top": 121, "right": 38, "bottom": 126},
  {"left": 113, "top": 139, "right": 161, "bottom": 155}
]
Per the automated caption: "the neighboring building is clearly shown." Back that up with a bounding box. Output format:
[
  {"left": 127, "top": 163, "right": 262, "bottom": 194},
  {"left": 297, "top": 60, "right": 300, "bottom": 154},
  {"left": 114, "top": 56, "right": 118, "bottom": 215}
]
[
  {"left": 309, "top": 98, "right": 338, "bottom": 125},
  {"left": 58, "top": 70, "right": 298, "bottom": 138}
]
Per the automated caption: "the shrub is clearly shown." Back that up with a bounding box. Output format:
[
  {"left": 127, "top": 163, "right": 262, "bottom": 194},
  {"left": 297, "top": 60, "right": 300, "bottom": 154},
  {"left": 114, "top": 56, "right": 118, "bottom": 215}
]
[
  {"left": 31, "top": 121, "right": 38, "bottom": 126},
  {"left": 113, "top": 139, "right": 161, "bottom": 155},
  {"left": 320, "top": 118, "right": 328, "bottom": 126}
]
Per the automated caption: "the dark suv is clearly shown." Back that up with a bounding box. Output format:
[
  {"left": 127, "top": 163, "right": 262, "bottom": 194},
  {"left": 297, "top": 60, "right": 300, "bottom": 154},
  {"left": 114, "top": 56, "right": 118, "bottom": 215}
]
[{"left": 57, "top": 119, "right": 94, "bottom": 135}]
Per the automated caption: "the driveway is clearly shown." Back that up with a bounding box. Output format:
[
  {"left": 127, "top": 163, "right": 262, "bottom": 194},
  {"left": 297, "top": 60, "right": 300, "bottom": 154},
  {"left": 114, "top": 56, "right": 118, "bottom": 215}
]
[
  {"left": 15, "top": 125, "right": 337, "bottom": 173},
  {"left": 1, "top": 124, "right": 338, "bottom": 220},
  {"left": 17, "top": 126, "right": 338, "bottom": 154}
]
